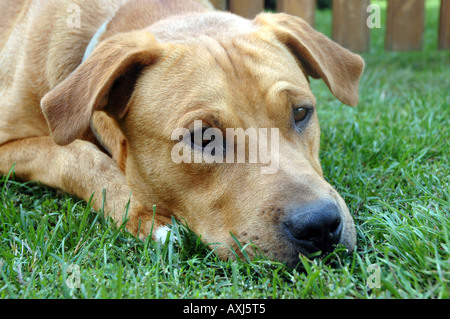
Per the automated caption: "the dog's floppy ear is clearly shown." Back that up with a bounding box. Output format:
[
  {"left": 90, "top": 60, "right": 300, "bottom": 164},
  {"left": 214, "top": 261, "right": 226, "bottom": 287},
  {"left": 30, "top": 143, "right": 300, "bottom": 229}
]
[
  {"left": 255, "top": 13, "right": 364, "bottom": 107},
  {"left": 41, "top": 30, "right": 161, "bottom": 146}
]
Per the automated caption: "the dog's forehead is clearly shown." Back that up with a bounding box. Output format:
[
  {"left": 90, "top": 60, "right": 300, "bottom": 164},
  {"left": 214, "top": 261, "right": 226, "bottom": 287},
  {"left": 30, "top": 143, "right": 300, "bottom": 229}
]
[
  {"left": 190, "top": 36, "right": 313, "bottom": 116},
  {"left": 149, "top": 11, "right": 311, "bottom": 91},
  {"left": 141, "top": 12, "right": 315, "bottom": 129}
]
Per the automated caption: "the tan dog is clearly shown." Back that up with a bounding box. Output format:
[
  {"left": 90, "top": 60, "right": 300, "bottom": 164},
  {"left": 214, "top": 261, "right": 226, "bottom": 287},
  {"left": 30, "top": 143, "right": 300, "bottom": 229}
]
[{"left": 0, "top": 0, "right": 364, "bottom": 268}]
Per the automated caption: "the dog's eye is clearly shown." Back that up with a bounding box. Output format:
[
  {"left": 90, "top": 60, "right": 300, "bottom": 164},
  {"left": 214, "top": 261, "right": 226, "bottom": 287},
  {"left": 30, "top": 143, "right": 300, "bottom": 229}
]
[
  {"left": 190, "top": 127, "right": 225, "bottom": 154},
  {"left": 191, "top": 128, "right": 211, "bottom": 149},
  {"left": 293, "top": 107, "right": 309, "bottom": 123},
  {"left": 189, "top": 126, "right": 226, "bottom": 157}
]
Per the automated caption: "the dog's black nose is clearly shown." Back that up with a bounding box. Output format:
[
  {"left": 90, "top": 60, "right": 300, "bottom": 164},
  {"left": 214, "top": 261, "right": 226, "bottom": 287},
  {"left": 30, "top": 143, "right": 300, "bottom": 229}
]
[{"left": 283, "top": 201, "right": 343, "bottom": 254}]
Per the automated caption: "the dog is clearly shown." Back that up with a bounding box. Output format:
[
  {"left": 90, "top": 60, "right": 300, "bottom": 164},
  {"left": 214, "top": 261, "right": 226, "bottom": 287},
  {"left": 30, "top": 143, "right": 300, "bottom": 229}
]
[{"left": 0, "top": 0, "right": 364, "bottom": 268}]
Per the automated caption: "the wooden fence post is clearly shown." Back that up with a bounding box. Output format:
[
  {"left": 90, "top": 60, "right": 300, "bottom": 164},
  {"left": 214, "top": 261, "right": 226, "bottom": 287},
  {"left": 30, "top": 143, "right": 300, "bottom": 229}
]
[
  {"left": 277, "top": 0, "right": 316, "bottom": 26},
  {"left": 386, "top": 0, "right": 425, "bottom": 51},
  {"left": 439, "top": 0, "right": 450, "bottom": 49},
  {"left": 209, "top": 0, "right": 227, "bottom": 11},
  {"left": 229, "top": 0, "right": 265, "bottom": 19},
  {"left": 332, "top": 0, "right": 371, "bottom": 52}
]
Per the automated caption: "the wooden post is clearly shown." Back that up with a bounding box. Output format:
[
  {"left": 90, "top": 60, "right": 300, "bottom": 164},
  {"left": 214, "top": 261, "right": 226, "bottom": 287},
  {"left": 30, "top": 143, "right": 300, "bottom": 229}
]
[
  {"left": 209, "top": 0, "right": 227, "bottom": 11},
  {"left": 439, "top": 0, "right": 450, "bottom": 49},
  {"left": 386, "top": 0, "right": 425, "bottom": 51},
  {"left": 277, "top": 0, "right": 316, "bottom": 26},
  {"left": 229, "top": 0, "right": 265, "bottom": 19},
  {"left": 332, "top": 0, "right": 371, "bottom": 52}
]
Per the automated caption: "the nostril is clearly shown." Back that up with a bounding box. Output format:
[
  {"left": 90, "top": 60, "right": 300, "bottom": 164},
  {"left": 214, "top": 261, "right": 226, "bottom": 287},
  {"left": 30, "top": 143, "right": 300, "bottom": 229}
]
[{"left": 330, "top": 217, "right": 342, "bottom": 236}]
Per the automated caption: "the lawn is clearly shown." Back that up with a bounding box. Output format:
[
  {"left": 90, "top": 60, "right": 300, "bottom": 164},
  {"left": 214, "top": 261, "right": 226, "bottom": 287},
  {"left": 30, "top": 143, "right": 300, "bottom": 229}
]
[{"left": 0, "top": 1, "right": 448, "bottom": 300}]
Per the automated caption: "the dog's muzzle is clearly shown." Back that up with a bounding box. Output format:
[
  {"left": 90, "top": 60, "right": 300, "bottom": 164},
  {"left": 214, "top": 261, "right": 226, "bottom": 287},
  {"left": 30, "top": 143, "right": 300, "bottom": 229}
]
[{"left": 282, "top": 201, "right": 343, "bottom": 256}]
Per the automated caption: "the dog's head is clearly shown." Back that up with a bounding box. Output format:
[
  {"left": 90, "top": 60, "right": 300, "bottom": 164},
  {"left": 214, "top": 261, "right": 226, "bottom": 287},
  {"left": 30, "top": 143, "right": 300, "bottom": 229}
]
[{"left": 41, "top": 12, "right": 364, "bottom": 268}]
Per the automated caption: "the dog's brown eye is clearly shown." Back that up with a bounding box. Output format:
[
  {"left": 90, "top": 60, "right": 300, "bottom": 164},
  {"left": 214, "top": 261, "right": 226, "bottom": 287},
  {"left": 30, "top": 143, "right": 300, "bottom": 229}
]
[
  {"left": 293, "top": 107, "right": 309, "bottom": 123},
  {"left": 191, "top": 128, "right": 210, "bottom": 149},
  {"left": 191, "top": 127, "right": 223, "bottom": 149},
  {"left": 189, "top": 127, "right": 226, "bottom": 157}
]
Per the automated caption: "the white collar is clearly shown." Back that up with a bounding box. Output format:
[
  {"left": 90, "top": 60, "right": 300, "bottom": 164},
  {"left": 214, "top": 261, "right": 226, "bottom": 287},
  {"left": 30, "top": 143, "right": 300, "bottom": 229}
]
[{"left": 82, "top": 18, "right": 112, "bottom": 63}]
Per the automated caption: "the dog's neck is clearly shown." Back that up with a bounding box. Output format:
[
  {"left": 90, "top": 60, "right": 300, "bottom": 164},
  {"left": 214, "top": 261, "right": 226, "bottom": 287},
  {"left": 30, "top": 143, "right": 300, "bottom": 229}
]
[{"left": 82, "top": 18, "right": 112, "bottom": 63}]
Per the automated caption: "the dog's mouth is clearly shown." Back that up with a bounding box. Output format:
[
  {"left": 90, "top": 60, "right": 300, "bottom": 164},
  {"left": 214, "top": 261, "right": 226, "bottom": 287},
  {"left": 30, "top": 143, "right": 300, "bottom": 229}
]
[
  {"left": 197, "top": 200, "right": 355, "bottom": 269},
  {"left": 212, "top": 233, "right": 347, "bottom": 270}
]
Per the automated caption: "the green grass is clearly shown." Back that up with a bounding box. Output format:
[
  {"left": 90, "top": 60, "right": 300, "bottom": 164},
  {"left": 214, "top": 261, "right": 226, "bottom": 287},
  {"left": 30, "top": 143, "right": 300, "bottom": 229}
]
[{"left": 1, "top": 1, "right": 449, "bottom": 299}]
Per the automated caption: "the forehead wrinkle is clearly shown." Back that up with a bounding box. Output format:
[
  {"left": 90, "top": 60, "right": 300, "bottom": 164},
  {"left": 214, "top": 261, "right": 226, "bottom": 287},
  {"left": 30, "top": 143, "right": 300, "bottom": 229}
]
[
  {"left": 267, "top": 81, "right": 316, "bottom": 107},
  {"left": 191, "top": 37, "right": 263, "bottom": 124},
  {"left": 199, "top": 36, "right": 238, "bottom": 80}
]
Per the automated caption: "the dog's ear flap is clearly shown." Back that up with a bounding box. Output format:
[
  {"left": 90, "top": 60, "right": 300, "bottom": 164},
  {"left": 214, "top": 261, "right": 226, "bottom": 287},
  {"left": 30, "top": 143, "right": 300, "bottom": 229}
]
[
  {"left": 41, "top": 30, "right": 161, "bottom": 146},
  {"left": 255, "top": 13, "right": 364, "bottom": 107}
]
